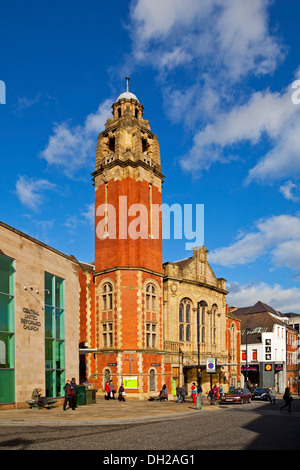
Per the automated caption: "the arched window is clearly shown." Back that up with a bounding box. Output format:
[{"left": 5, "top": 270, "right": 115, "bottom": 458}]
[
  {"left": 211, "top": 304, "right": 217, "bottom": 345},
  {"left": 146, "top": 284, "right": 156, "bottom": 312},
  {"left": 230, "top": 323, "right": 236, "bottom": 363},
  {"left": 145, "top": 284, "right": 157, "bottom": 348},
  {"left": 102, "top": 283, "right": 113, "bottom": 311},
  {"left": 199, "top": 301, "right": 207, "bottom": 343},
  {"left": 102, "top": 283, "right": 114, "bottom": 348},
  {"left": 149, "top": 369, "right": 156, "bottom": 391},
  {"left": 179, "top": 298, "right": 192, "bottom": 343},
  {"left": 104, "top": 369, "right": 110, "bottom": 387}
]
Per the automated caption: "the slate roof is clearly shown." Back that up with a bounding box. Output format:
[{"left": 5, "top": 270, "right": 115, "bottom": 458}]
[{"left": 232, "top": 301, "right": 287, "bottom": 345}]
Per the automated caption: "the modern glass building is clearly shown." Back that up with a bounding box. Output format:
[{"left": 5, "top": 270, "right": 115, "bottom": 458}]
[{"left": 0, "top": 221, "right": 79, "bottom": 409}]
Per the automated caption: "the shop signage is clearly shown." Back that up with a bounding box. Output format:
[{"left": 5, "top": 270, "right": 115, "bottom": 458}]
[
  {"left": 265, "top": 363, "right": 272, "bottom": 371},
  {"left": 241, "top": 365, "right": 259, "bottom": 371},
  {"left": 20, "top": 307, "right": 41, "bottom": 332},
  {"left": 275, "top": 363, "right": 283, "bottom": 371}
]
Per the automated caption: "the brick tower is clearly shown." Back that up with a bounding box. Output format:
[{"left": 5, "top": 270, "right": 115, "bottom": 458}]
[{"left": 89, "top": 78, "right": 170, "bottom": 397}]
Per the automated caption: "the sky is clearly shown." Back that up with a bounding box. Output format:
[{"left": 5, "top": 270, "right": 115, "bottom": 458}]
[{"left": 1, "top": 0, "right": 300, "bottom": 313}]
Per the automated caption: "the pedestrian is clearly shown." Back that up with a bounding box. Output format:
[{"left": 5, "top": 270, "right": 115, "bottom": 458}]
[
  {"left": 109, "top": 380, "right": 116, "bottom": 399},
  {"left": 180, "top": 385, "right": 188, "bottom": 403},
  {"left": 191, "top": 382, "right": 197, "bottom": 404},
  {"left": 63, "top": 380, "right": 76, "bottom": 410},
  {"left": 71, "top": 377, "right": 78, "bottom": 408},
  {"left": 176, "top": 385, "right": 182, "bottom": 403},
  {"left": 118, "top": 383, "right": 126, "bottom": 401},
  {"left": 159, "top": 384, "right": 168, "bottom": 400},
  {"left": 218, "top": 385, "right": 224, "bottom": 399},
  {"left": 269, "top": 386, "right": 276, "bottom": 405},
  {"left": 280, "top": 387, "right": 293, "bottom": 412},
  {"left": 104, "top": 381, "right": 110, "bottom": 400}
]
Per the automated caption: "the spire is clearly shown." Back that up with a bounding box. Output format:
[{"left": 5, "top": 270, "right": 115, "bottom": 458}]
[{"left": 116, "top": 77, "right": 139, "bottom": 103}]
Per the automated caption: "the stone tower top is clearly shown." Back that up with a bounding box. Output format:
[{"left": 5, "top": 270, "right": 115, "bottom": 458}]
[{"left": 93, "top": 78, "right": 163, "bottom": 185}]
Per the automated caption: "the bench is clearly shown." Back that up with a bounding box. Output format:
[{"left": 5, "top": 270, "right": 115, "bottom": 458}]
[{"left": 26, "top": 399, "right": 57, "bottom": 409}]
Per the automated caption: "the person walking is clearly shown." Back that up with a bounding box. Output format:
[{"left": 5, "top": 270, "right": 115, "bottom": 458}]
[
  {"left": 176, "top": 385, "right": 182, "bottom": 403},
  {"left": 280, "top": 386, "right": 293, "bottom": 412},
  {"left": 71, "top": 377, "right": 78, "bottom": 408},
  {"left": 104, "top": 381, "right": 110, "bottom": 400},
  {"left": 180, "top": 385, "right": 188, "bottom": 403},
  {"left": 118, "top": 382, "right": 126, "bottom": 401},
  {"left": 109, "top": 380, "right": 116, "bottom": 399},
  {"left": 63, "top": 380, "right": 76, "bottom": 410},
  {"left": 269, "top": 386, "right": 276, "bottom": 405}
]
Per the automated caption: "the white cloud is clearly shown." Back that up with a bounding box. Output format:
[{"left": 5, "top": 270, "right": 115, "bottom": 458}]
[
  {"left": 227, "top": 280, "right": 300, "bottom": 313},
  {"left": 40, "top": 99, "right": 112, "bottom": 177},
  {"left": 179, "top": 72, "right": 300, "bottom": 179},
  {"left": 279, "top": 181, "right": 299, "bottom": 201},
  {"left": 130, "top": 0, "right": 282, "bottom": 80},
  {"left": 15, "top": 175, "right": 57, "bottom": 211},
  {"left": 209, "top": 214, "right": 300, "bottom": 274}
]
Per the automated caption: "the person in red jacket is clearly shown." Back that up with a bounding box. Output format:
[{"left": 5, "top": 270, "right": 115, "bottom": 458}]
[
  {"left": 191, "top": 383, "right": 197, "bottom": 404},
  {"left": 105, "top": 381, "right": 110, "bottom": 400}
]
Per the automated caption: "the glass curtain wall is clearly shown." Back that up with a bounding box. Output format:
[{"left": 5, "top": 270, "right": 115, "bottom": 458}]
[
  {"left": 0, "top": 255, "right": 15, "bottom": 403},
  {"left": 45, "top": 272, "right": 65, "bottom": 398}
]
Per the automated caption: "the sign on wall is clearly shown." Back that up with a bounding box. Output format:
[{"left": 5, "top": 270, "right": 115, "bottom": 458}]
[{"left": 123, "top": 377, "right": 138, "bottom": 389}]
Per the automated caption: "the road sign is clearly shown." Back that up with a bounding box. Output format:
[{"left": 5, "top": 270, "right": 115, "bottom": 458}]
[{"left": 206, "top": 358, "right": 217, "bottom": 373}]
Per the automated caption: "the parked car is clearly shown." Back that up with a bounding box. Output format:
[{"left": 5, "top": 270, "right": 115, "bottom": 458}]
[
  {"left": 253, "top": 387, "right": 270, "bottom": 400},
  {"left": 220, "top": 388, "right": 252, "bottom": 404}
]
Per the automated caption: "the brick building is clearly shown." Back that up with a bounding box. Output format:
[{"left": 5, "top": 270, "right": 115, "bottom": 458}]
[{"left": 79, "top": 81, "right": 234, "bottom": 398}]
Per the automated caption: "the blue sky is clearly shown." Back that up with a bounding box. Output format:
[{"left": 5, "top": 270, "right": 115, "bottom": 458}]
[{"left": 1, "top": 0, "right": 300, "bottom": 312}]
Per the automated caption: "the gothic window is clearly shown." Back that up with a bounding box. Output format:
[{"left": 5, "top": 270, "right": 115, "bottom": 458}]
[
  {"left": 102, "top": 283, "right": 114, "bottom": 348},
  {"left": 102, "top": 283, "right": 113, "bottom": 311},
  {"left": 146, "top": 284, "right": 156, "bottom": 312},
  {"left": 149, "top": 369, "right": 156, "bottom": 391},
  {"left": 199, "top": 301, "right": 207, "bottom": 343},
  {"left": 211, "top": 304, "right": 217, "bottom": 345},
  {"left": 230, "top": 323, "right": 236, "bottom": 363},
  {"left": 179, "top": 298, "right": 192, "bottom": 343}
]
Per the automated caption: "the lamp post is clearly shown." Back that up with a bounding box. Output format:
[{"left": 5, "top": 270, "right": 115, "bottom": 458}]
[
  {"left": 196, "top": 302, "right": 202, "bottom": 410},
  {"left": 245, "top": 328, "right": 249, "bottom": 387}
]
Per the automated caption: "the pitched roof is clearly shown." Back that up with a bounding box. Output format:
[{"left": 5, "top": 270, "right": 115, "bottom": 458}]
[
  {"left": 233, "top": 300, "right": 279, "bottom": 317},
  {"left": 231, "top": 301, "right": 287, "bottom": 344}
]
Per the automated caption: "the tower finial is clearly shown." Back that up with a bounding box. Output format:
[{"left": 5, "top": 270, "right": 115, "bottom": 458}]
[{"left": 126, "top": 76, "right": 130, "bottom": 93}]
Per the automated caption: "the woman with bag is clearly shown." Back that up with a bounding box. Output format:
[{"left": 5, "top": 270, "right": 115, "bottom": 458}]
[
  {"left": 63, "top": 380, "right": 76, "bottom": 410},
  {"left": 104, "top": 381, "right": 110, "bottom": 400},
  {"left": 118, "top": 382, "right": 126, "bottom": 401}
]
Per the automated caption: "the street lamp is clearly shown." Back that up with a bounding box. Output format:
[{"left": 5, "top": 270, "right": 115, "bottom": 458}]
[{"left": 196, "top": 302, "right": 203, "bottom": 410}]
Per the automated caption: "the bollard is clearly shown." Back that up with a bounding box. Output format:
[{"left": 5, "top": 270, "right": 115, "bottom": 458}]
[{"left": 196, "top": 392, "right": 202, "bottom": 410}]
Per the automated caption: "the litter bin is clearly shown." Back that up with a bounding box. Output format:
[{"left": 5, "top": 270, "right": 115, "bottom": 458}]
[
  {"left": 86, "top": 388, "right": 97, "bottom": 404},
  {"left": 76, "top": 385, "right": 86, "bottom": 406}
]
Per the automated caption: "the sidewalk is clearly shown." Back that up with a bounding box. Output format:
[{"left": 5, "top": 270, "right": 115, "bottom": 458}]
[{"left": 0, "top": 397, "right": 215, "bottom": 426}]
